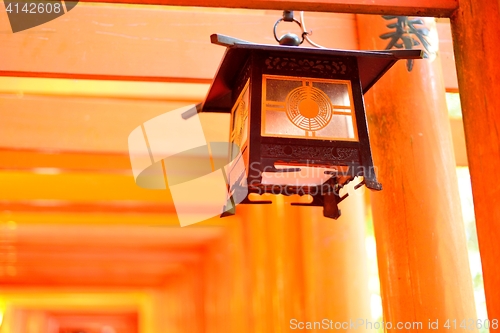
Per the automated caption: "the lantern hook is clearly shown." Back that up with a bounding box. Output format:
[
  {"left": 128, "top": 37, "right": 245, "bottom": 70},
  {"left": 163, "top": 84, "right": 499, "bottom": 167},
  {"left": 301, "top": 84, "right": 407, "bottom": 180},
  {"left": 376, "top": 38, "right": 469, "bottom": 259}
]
[
  {"left": 273, "top": 11, "right": 306, "bottom": 46},
  {"left": 273, "top": 10, "right": 328, "bottom": 48}
]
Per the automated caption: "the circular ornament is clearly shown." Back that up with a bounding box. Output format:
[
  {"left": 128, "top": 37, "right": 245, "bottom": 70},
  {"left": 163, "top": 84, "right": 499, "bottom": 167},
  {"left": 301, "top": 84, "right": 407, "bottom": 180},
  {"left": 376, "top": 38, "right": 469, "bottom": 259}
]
[{"left": 285, "top": 86, "right": 332, "bottom": 131}]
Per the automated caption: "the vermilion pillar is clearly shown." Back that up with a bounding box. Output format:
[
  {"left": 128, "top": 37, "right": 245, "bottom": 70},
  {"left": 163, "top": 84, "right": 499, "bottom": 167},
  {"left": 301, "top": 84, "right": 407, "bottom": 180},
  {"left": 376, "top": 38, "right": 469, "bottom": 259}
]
[
  {"left": 450, "top": 1, "right": 500, "bottom": 327},
  {"left": 205, "top": 189, "right": 372, "bottom": 331},
  {"left": 300, "top": 183, "right": 372, "bottom": 331},
  {"left": 204, "top": 215, "right": 249, "bottom": 333},
  {"left": 154, "top": 263, "right": 205, "bottom": 333},
  {"left": 356, "top": 15, "right": 477, "bottom": 330},
  {"left": 238, "top": 204, "right": 271, "bottom": 332},
  {"left": 240, "top": 198, "right": 305, "bottom": 333},
  {"left": 239, "top": 191, "right": 371, "bottom": 332}
]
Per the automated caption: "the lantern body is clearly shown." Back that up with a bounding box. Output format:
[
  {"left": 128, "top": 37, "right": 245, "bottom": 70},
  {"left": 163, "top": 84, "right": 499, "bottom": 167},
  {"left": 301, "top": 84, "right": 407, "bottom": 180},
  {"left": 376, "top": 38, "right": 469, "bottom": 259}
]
[{"left": 202, "top": 37, "right": 422, "bottom": 218}]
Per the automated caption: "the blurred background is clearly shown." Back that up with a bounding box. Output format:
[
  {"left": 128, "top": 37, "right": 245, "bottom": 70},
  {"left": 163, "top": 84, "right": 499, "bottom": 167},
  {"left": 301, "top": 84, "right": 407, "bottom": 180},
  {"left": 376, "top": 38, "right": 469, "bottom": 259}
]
[{"left": 0, "top": 5, "right": 486, "bottom": 333}]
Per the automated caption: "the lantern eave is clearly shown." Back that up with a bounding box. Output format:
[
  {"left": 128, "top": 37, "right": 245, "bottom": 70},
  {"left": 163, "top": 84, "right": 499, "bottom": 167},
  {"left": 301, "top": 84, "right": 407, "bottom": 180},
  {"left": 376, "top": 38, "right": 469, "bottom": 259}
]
[{"left": 201, "top": 34, "right": 423, "bottom": 113}]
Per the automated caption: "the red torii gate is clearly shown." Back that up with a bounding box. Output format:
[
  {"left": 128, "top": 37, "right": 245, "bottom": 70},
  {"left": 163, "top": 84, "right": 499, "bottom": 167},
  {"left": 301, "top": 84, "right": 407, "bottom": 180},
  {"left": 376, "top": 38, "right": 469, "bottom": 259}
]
[
  {"left": 87, "top": 0, "right": 496, "bottom": 327},
  {"left": 5, "top": 0, "right": 499, "bottom": 329},
  {"left": 108, "top": 0, "right": 500, "bottom": 328}
]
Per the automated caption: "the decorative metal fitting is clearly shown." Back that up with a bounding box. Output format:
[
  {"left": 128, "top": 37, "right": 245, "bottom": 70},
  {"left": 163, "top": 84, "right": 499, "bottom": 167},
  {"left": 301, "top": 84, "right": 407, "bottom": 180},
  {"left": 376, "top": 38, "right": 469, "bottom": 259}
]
[{"left": 273, "top": 10, "right": 306, "bottom": 46}]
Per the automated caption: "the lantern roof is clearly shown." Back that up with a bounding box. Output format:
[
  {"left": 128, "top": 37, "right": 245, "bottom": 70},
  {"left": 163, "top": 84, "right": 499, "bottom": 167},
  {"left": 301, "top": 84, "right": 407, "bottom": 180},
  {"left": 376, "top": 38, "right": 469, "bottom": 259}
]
[{"left": 202, "top": 34, "right": 423, "bottom": 113}]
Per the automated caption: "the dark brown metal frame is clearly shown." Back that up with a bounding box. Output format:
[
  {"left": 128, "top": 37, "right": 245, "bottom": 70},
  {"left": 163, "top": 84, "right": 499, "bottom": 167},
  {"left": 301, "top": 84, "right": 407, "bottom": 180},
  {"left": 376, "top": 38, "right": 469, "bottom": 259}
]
[{"left": 202, "top": 34, "right": 422, "bottom": 219}]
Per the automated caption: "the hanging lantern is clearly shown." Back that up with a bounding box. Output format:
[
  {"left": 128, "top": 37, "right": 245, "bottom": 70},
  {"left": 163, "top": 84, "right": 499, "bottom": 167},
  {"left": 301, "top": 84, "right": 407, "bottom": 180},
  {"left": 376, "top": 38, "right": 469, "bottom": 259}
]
[{"left": 199, "top": 33, "right": 422, "bottom": 219}]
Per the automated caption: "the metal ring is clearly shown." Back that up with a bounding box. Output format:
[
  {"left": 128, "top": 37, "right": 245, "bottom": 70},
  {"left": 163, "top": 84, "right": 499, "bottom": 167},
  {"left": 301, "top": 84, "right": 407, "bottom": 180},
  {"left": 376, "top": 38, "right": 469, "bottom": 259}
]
[{"left": 273, "top": 17, "right": 305, "bottom": 44}]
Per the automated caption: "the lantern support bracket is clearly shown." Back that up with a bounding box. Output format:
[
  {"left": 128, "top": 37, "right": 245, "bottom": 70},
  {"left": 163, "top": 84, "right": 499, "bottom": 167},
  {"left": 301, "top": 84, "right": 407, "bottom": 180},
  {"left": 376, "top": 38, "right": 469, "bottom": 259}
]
[
  {"left": 239, "top": 197, "right": 273, "bottom": 205},
  {"left": 210, "top": 34, "right": 251, "bottom": 47},
  {"left": 354, "top": 179, "right": 366, "bottom": 190},
  {"left": 266, "top": 167, "right": 302, "bottom": 173}
]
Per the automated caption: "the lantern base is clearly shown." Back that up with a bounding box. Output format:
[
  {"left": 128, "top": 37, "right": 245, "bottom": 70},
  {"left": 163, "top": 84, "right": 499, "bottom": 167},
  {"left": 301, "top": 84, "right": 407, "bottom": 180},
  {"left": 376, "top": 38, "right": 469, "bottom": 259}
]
[
  {"left": 290, "top": 188, "right": 348, "bottom": 219},
  {"left": 221, "top": 175, "right": 358, "bottom": 220}
]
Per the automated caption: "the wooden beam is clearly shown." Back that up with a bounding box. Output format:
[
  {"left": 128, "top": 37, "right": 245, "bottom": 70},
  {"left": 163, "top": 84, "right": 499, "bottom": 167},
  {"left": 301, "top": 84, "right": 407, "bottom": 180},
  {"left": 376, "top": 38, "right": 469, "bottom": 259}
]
[
  {"left": 0, "top": 171, "right": 232, "bottom": 226},
  {"left": 0, "top": 148, "right": 132, "bottom": 174},
  {"left": 0, "top": 290, "right": 149, "bottom": 309},
  {"left": 0, "top": 96, "right": 230, "bottom": 161},
  {"left": 0, "top": 5, "right": 358, "bottom": 80},
  {"left": 0, "top": 171, "right": 168, "bottom": 202},
  {"left": 0, "top": 200, "right": 174, "bottom": 214},
  {"left": 44, "top": 313, "right": 138, "bottom": 333},
  {"left": 0, "top": 209, "right": 227, "bottom": 227},
  {"left": 0, "top": 223, "right": 221, "bottom": 287},
  {"left": 11, "top": 224, "right": 223, "bottom": 247},
  {"left": 0, "top": 71, "right": 211, "bottom": 84},
  {"left": 0, "top": 11, "right": 459, "bottom": 88},
  {"left": 0, "top": 265, "right": 182, "bottom": 287},
  {"left": 11, "top": 246, "right": 201, "bottom": 264},
  {"left": 0, "top": 95, "right": 195, "bottom": 153},
  {"left": 76, "top": 0, "right": 458, "bottom": 17},
  {"left": 0, "top": 77, "right": 209, "bottom": 102}
]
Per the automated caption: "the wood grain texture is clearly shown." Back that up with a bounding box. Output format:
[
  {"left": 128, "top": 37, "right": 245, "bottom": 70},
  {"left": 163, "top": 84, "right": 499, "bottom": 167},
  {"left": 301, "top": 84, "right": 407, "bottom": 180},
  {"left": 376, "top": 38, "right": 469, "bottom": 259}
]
[
  {"left": 74, "top": 0, "right": 458, "bottom": 17},
  {"left": 451, "top": 0, "right": 500, "bottom": 327}
]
